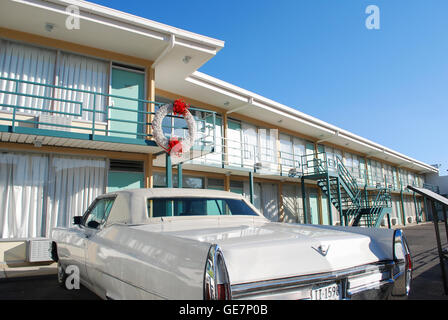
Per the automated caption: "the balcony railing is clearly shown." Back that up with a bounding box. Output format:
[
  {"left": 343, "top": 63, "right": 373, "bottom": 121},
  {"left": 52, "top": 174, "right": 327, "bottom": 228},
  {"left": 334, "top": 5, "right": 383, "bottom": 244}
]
[{"left": 0, "top": 76, "right": 217, "bottom": 150}]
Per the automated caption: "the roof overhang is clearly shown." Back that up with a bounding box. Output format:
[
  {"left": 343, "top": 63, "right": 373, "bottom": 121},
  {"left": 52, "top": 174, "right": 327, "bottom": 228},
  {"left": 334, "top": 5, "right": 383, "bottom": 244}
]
[
  {"left": 1, "top": 0, "right": 224, "bottom": 77},
  {"left": 165, "top": 71, "right": 438, "bottom": 175},
  {"left": 1, "top": 1, "right": 437, "bottom": 175}
]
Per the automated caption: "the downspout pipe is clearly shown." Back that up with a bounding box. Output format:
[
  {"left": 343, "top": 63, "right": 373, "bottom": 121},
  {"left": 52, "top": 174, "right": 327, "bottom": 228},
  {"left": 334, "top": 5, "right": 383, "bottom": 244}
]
[{"left": 152, "top": 34, "right": 176, "bottom": 69}]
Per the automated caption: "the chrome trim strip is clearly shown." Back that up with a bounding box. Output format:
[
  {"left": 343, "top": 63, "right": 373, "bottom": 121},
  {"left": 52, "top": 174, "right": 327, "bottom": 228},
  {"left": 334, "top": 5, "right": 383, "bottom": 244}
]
[{"left": 231, "top": 261, "right": 395, "bottom": 299}]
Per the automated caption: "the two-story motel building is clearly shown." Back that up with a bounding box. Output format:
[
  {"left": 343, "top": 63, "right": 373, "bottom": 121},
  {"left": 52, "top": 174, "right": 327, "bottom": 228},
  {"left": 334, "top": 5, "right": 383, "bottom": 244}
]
[{"left": 0, "top": 0, "right": 438, "bottom": 265}]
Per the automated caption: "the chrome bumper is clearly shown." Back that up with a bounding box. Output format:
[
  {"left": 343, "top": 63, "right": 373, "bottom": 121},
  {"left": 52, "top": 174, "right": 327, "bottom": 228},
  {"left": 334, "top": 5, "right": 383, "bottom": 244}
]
[{"left": 230, "top": 260, "right": 410, "bottom": 300}]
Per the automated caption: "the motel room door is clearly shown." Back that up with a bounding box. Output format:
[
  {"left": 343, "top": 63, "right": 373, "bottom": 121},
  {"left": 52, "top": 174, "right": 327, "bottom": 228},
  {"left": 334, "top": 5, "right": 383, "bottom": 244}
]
[
  {"left": 307, "top": 187, "right": 320, "bottom": 225},
  {"left": 109, "top": 67, "right": 145, "bottom": 139}
]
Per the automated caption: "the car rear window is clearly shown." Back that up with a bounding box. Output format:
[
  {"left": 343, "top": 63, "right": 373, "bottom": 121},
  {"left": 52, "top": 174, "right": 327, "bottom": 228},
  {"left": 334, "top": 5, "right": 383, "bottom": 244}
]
[{"left": 147, "top": 197, "right": 259, "bottom": 218}]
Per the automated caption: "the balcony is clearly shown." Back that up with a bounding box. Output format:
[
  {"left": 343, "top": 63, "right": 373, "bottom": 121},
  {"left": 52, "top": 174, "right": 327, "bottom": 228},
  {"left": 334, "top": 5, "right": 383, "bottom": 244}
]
[{"left": 0, "top": 77, "right": 217, "bottom": 155}]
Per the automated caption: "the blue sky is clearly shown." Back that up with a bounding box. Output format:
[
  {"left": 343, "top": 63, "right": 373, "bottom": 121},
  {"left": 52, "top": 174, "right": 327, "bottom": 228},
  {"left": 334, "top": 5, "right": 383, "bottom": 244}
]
[{"left": 91, "top": 0, "right": 448, "bottom": 176}]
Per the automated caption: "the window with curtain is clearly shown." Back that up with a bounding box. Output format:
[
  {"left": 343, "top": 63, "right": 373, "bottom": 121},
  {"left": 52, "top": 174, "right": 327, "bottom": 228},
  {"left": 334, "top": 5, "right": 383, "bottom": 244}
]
[
  {"left": 244, "top": 181, "right": 278, "bottom": 221},
  {"left": 0, "top": 152, "right": 106, "bottom": 239},
  {"left": 152, "top": 172, "right": 204, "bottom": 189},
  {"left": 279, "top": 134, "right": 294, "bottom": 175},
  {"left": 282, "top": 183, "right": 303, "bottom": 223},
  {"left": 57, "top": 52, "right": 109, "bottom": 122},
  {"left": 46, "top": 156, "right": 106, "bottom": 232},
  {"left": 227, "top": 119, "right": 243, "bottom": 167},
  {"left": 242, "top": 122, "right": 258, "bottom": 169},
  {"left": 292, "top": 137, "right": 306, "bottom": 163},
  {"left": 0, "top": 153, "right": 48, "bottom": 239},
  {"left": 0, "top": 40, "right": 56, "bottom": 115},
  {"left": 258, "top": 128, "right": 278, "bottom": 167}
]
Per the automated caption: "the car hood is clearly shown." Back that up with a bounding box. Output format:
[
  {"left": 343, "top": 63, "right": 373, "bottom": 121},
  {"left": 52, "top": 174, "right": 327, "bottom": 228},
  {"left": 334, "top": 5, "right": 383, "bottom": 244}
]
[{"left": 131, "top": 216, "right": 394, "bottom": 284}]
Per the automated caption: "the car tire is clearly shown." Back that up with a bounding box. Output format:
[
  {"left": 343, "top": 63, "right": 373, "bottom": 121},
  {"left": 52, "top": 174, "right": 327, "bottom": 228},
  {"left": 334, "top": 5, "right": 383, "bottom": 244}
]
[{"left": 57, "top": 262, "right": 68, "bottom": 289}]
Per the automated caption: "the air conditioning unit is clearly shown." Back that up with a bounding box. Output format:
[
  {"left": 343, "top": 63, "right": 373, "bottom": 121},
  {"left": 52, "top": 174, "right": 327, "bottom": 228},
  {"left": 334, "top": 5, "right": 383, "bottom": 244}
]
[
  {"left": 391, "top": 217, "right": 398, "bottom": 226},
  {"left": 27, "top": 239, "right": 53, "bottom": 262},
  {"left": 288, "top": 168, "right": 298, "bottom": 178},
  {"left": 407, "top": 216, "right": 414, "bottom": 224},
  {"left": 38, "top": 115, "right": 72, "bottom": 132},
  {"left": 254, "top": 162, "right": 263, "bottom": 171}
]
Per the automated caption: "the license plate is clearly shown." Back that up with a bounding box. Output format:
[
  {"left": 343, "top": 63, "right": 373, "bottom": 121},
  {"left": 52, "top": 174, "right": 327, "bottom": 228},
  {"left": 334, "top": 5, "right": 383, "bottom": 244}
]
[{"left": 311, "top": 282, "right": 342, "bottom": 300}]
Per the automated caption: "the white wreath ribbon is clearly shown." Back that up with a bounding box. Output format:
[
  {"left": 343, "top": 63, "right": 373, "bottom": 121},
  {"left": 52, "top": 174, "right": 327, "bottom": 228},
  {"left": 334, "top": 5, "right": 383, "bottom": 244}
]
[{"left": 152, "top": 103, "right": 197, "bottom": 156}]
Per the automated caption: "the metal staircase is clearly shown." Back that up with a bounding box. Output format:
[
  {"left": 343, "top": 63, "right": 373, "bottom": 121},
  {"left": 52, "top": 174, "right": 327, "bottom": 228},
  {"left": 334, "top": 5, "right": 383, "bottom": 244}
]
[{"left": 301, "top": 152, "right": 391, "bottom": 228}]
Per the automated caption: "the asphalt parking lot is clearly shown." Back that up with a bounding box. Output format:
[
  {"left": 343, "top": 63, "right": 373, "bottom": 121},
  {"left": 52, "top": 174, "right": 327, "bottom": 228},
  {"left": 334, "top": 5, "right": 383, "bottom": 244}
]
[
  {"left": 0, "top": 222, "right": 446, "bottom": 300},
  {"left": 404, "top": 222, "right": 448, "bottom": 300}
]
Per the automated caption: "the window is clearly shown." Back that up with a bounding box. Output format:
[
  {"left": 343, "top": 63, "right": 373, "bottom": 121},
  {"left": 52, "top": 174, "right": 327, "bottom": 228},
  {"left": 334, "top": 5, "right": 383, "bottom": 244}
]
[
  {"left": 152, "top": 172, "right": 204, "bottom": 189},
  {"left": 0, "top": 152, "right": 107, "bottom": 239},
  {"left": 0, "top": 39, "right": 111, "bottom": 123},
  {"left": 83, "top": 197, "right": 115, "bottom": 228},
  {"left": 0, "top": 40, "right": 56, "bottom": 114},
  {"left": 147, "top": 198, "right": 258, "bottom": 217}
]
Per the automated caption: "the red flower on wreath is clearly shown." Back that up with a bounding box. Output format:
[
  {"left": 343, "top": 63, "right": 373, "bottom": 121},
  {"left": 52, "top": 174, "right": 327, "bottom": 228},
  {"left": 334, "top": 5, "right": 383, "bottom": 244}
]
[
  {"left": 173, "top": 99, "right": 190, "bottom": 116},
  {"left": 168, "top": 137, "right": 182, "bottom": 154}
]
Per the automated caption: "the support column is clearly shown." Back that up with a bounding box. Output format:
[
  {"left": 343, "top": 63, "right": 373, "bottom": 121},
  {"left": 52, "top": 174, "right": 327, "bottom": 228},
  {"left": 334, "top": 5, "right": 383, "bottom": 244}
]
[
  {"left": 178, "top": 163, "right": 183, "bottom": 188},
  {"left": 166, "top": 153, "right": 172, "bottom": 187},
  {"left": 166, "top": 153, "right": 173, "bottom": 216},
  {"left": 147, "top": 67, "right": 156, "bottom": 138},
  {"left": 278, "top": 182, "right": 284, "bottom": 223},
  {"left": 336, "top": 177, "right": 343, "bottom": 226},
  {"left": 301, "top": 177, "right": 308, "bottom": 224},
  {"left": 249, "top": 171, "right": 254, "bottom": 205},
  {"left": 400, "top": 189, "right": 406, "bottom": 226},
  {"left": 364, "top": 185, "right": 369, "bottom": 208},
  {"left": 326, "top": 173, "right": 333, "bottom": 226},
  {"left": 413, "top": 192, "right": 419, "bottom": 224},
  {"left": 224, "top": 174, "right": 230, "bottom": 192},
  {"left": 145, "top": 153, "right": 153, "bottom": 188}
]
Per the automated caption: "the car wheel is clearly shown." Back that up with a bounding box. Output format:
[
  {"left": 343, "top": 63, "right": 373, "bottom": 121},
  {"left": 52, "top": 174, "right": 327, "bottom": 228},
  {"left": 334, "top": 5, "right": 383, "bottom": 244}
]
[{"left": 57, "top": 262, "right": 68, "bottom": 289}]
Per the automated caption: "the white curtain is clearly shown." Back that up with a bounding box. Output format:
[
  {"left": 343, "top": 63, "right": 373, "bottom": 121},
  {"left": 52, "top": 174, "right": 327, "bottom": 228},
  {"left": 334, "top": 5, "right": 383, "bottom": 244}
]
[
  {"left": 282, "top": 184, "right": 303, "bottom": 223},
  {"left": 227, "top": 120, "right": 242, "bottom": 167},
  {"left": 0, "top": 153, "right": 48, "bottom": 239},
  {"left": 0, "top": 40, "right": 56, "bottom": 114},
  {"left": 261, "top": 183, "right": 278, "bottom": 221},
  {"left": 46, "top": 156, "right": 106, "bottom": 234},
  {"left": 204, "top": 116, "right": 223, "bottom": 165},
  {"left": 292, "top": 137, "right": 306, "bottom": 172},
  {"left": 0, "top": 153, "right": 106, "bottom": 239},
  {"left": 244, "top": 182, "right": 278, "bottom": 221},
  {"left": 57, "top": 53, "right": 108, "bottom": 122},
  {"left": 242, "top": 122, "right": 257, "bottom": 169},
  {"left": 279, "top": 134, "right": 293, "bottom": 175}
]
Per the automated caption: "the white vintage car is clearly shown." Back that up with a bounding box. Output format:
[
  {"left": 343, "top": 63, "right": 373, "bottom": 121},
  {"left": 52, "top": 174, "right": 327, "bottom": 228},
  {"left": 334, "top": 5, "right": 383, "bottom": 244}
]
[{"left": 51, "top": 188, "right": 412, "bottom": 300}]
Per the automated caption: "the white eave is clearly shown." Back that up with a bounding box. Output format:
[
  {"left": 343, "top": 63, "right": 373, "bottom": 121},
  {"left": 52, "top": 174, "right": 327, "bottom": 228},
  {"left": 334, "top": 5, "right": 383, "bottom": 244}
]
[
  {"left": 1, "top": 0, "right": 436, "bottom": 174},
  {"left": 183, "top": 72, "right": 437, "bottom": 175}
]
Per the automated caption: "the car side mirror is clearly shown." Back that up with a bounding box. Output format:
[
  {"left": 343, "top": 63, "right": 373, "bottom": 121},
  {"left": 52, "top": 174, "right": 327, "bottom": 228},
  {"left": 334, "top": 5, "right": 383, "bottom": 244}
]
[
  {"left": 87, "top": 221, "right": 100, "bottom": 229},
  {"left": 73, "top": 216, "right": 82, "bottom": 225}
]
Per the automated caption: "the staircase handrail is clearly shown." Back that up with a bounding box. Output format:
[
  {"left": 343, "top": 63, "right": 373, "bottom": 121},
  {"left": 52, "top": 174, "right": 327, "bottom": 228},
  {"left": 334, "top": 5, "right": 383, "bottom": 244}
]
[{"left": 336, "top": 157, "right": 360, "bottom": 200}]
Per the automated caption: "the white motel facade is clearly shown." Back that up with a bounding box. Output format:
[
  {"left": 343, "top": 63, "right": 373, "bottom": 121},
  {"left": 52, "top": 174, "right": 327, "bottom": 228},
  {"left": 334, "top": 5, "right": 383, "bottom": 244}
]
[{"left": 0, "top": 0, "right": 440, "bottom": 265}]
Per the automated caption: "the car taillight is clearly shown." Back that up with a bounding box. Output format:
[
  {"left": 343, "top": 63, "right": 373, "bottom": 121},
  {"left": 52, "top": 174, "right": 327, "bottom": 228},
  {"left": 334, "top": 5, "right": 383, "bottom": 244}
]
[
  {"left": 406, "top": 252, "right": 412, "bottom": 270},
  {"left": 217, "top": 283, "right": 231, "bottom": 300},
  {"left": 204, "top": 244, "right": 232, "bottom": 300}
]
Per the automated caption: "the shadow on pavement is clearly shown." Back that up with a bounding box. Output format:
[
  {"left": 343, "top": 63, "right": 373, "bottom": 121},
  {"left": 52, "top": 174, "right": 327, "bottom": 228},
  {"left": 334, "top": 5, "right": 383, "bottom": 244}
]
[{"left": 0, "top": 275, "right": 99, "bottom": 300}]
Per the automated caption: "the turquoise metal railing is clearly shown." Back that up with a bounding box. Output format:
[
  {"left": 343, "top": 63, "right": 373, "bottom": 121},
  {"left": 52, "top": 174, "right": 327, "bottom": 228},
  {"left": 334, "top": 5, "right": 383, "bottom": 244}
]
[{"left": 0, "top": 76, "right": 217, "bottom": 148}]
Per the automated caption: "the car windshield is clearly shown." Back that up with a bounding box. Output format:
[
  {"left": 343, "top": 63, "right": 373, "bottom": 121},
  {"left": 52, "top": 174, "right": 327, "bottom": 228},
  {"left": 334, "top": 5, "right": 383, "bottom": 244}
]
[{"left": 147, "top": 197, "right": 259, "bottom": 218}]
